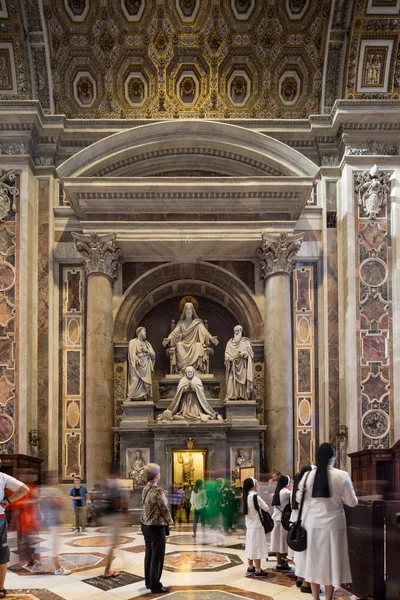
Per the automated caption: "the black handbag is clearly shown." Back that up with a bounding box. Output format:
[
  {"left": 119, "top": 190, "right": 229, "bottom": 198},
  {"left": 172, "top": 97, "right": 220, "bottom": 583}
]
[
  {"left": 281, "top": 500, "right": 292, "bottom": 531},
  {"left": 253, "top": 494, "right": 274, "bottom": 534},
  {"left": 286, "top": 472, "right": 309, "bottom": 552}
]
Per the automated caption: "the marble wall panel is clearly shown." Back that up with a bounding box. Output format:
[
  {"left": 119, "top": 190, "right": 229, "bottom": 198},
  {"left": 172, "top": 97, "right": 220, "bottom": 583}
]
[
  {"left": 293, "top": 264, "right": 317, "bottom": 471},
  {"left": 355, "top": 176, "right": 393, "bottom": 449},
  {"left": 0, "top": 172, "right": 18, "bottom": 453},
  {"left": 61, "top": 266, "right": 85, "bottom": 480},
  {"left": 327, "top": 228, "right": 339, "bottom": 447},
  {"left": 37, "top": 180, "right": 50, "bottom": 466}
]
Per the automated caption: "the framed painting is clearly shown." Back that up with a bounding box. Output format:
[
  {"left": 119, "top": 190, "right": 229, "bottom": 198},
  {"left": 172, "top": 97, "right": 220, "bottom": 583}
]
[{"left": 172, "top": 449, "right": 207, "bottom": 486}]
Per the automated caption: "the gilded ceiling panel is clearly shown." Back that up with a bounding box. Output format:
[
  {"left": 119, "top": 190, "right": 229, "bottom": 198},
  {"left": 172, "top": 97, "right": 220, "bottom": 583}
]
[{"left": 42, "top": 0, "right": 333, "bottom": 118}]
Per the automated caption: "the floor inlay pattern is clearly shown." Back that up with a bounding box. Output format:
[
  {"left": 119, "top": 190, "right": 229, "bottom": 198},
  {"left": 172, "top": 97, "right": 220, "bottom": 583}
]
[
  {"left": 65, "top": 534, "right": 133, "bottom": 547},
  {"left": 9, "top": 552, "right": 107, "bottom": 575},
  {"left": 142, "top": 585, "right": 274, "bottom": 599},
  {"left": 164, "top": 551, "right": 243, "bottom": 572},
  {"left": 0, "top": 591, "right": 66, "bottom": 600},
  {"left": 83, "top": 570, "right": 144, "bottom": 591},
  {"left": 121, "top": 544, "right": 146, "bottom": 554}
]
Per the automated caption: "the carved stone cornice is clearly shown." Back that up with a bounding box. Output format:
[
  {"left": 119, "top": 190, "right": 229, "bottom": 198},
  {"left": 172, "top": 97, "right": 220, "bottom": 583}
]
[
  {"left": 257, "top": 232, "right": 304, "bottom": 279},
  {"left": 72, "top": 232, "right": 121, "bottom": 280}
]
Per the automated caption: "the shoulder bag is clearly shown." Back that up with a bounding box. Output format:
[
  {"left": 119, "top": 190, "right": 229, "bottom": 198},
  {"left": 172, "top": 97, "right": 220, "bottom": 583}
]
[
  {"left": 281, "top": 500, "right": 292, "bottom": 531},
  {"left": 253, "top": 494, "right": 274, "bottom": 534},
  {"left": 286, "top": 472, "right": 309, "bottom": 552}
]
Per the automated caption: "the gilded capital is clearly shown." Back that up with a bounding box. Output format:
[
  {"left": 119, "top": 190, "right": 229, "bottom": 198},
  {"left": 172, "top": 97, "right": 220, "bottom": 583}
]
[
  {"left": 72, "top": 232, "right": 121, "bottom": 279},
  {"left": 257, "top": 232, "right": 304, "bottom": 279}
]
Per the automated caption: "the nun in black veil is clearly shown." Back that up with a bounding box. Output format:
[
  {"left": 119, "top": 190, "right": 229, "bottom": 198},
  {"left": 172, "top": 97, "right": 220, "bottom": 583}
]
[{"left": 294, "top": 443, "right": 358, "bottom": 600}]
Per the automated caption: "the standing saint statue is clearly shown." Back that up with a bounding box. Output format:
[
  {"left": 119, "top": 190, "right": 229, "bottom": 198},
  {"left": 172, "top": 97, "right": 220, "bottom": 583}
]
[
  {"left": 177, "top": 452, "right": 195, "bottom": 484},
  {"left": 225, "top": 325, "right": 254, "bottom": 400},
  {"left": 162, "top": 301, "right": 218, "bottom": 373},
  {"left": 158, "top": 366, "right": 222, "bottom": 422},
  {"left": 127, "top": 327, "right": 156, "bottom": 401}
]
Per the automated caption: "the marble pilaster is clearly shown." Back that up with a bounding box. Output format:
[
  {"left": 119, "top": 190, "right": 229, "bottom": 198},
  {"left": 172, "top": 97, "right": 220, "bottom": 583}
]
[
  {"left": 390, "top": 170, "right": 400, "bottom": 442},
  {"left": 73, "top": 232, "right": 121, "bottom": 484},
  {"left": 257, "top": 232, "right": 304, "bottom": 475}
]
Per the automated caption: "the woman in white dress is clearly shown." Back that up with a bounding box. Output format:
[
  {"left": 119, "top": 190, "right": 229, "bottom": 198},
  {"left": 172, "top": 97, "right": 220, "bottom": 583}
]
[
  {"left": 291, "top": 465, "right": 312, "bottom": 592},
  {"left": 243, "top": 477, "right": 269, "bottom": 577},
  {"left": 270, "top": 475, "right": 292, "bottom": 571},
  {"left": 295, "top": 443, "right": 358, "bottom": 600}
]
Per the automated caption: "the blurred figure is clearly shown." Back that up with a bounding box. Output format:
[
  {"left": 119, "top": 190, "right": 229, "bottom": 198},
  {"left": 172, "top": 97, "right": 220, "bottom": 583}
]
[
  {"left": 41, "top": 472, "right": 71, "bottom": 575},
  {"left": 0, "top": 459, "right": 29, "bottom": 597},
  {"left": 102, "top": 469, "right": 128, "bottom": 579},
  {"left": 243, "top": 477, "right": 269, "bottom": 577},
  {"left": 170, "top": 483, "right": 184, "bottom": 525},
  {"left": 141, "top": 463, "right": 174, "bottom": 594},
  {"left": 68, "top": 477, "right": 87, "bottom": 533},
  {"left": 190, "top": 479, "right": 207, "bottom": 538},
  {"left": 182, "top": 483, "right": 192, "bottom": 523},
  {"left": 270, "top": 475, "right": 292, "bottom": 571},
  {"left": 205, "top": 478, "right": 221, "bottom": 530},
  {"left": 220, "top": 480, "right": 236, "bottom": 533},
  {"left": 87, "top": 483, "right": 103, "bottom": 527},
  {"left": 13, "top": 469, "right": 41, "bottom": 570},
  {"left": 295, "top": 444, "right": 358, "bottom": 600},
  {"left": 233, "top": 484, "right": 243, "bottom": 530}
]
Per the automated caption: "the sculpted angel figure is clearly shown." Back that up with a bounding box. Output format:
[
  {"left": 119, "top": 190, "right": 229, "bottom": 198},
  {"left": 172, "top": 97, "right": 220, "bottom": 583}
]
[
  {"left": 127, "top": 327, "right": 156, "bottom": 400},
  {"left": 225, "top": 325, "right": 254, "bottom": 400},
  {"left": 162, "top": 302, "right": 218, "bottom": 373}
]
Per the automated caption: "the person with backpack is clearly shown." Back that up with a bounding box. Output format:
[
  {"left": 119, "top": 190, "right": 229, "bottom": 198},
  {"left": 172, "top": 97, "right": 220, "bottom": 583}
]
[
  {"left": 242, "top": 477, "right": 269, "bottom": 577},
  {"left": 291, "top": 465, "right": 312, "bottom": 592},
  {"left": 270, "top": 475, "right": 292, "bottom": 571}
]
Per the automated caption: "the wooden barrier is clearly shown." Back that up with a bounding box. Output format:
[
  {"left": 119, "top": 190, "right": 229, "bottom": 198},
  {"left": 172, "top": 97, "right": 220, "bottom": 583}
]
[{"left": 345, "top": 501, "right": 385, "bottom": 600}]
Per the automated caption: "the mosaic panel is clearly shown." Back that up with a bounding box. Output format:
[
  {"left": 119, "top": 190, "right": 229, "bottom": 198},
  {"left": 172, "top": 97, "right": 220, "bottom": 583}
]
[
  {"left": 60, "top": 266, "right": 85, "bottom": 480},
  {"left": 354, "top": 170, "right": 393, "bottom": 449},
  {"left": 0, "top": 171, "right": 19, "bottom": 453},
  {"left": 293, "top": 264, "right": 317, "bottom": 472}
]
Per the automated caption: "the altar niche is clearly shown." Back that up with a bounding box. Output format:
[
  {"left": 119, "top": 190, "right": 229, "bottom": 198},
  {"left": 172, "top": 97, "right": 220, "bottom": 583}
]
[{"left": 172, "top": 449, "right": 207, "bottom": 486}]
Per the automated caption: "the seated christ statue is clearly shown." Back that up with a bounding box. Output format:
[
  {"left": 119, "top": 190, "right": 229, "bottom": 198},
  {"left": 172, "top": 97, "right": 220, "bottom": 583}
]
[
  {"left": 158, "top": 366, "right": 222, "bottom": 422},
  {"left": 162, "top": 301, "right": 218, "bottom": 373}
]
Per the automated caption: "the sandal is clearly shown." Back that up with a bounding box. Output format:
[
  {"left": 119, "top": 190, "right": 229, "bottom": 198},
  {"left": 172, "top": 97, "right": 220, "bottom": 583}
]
[
  {"left": 0, "top": 590, "right": 6, "bottom": 598},
  {"left": 246, "top": 566, "right": 256, "bottom": 573},
  {"left": 103, "top": 571, "right": 120, "bottom": 579},
  {"left": 254, "top": 569, "right": 269, "bottom": 577}
]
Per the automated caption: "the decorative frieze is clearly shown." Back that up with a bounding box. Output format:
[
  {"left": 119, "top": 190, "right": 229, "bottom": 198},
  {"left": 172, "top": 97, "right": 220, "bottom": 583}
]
[{"left": 257, "top": 232, "right": 304, "bottom": 278}]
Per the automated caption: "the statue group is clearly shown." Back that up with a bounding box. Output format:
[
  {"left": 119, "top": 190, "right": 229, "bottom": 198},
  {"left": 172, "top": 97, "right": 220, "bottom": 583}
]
[{"left": 127, "top": 301, "right": 254, "bottom": 419}]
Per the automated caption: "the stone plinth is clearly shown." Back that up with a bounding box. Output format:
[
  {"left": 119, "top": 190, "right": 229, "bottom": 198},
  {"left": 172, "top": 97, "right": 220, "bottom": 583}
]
[
  {"left": 225, "top": 400, "right": 261, "bottom": 428},
  {"left": 119, "top": 401, "right": 154, "bottom": 430}
]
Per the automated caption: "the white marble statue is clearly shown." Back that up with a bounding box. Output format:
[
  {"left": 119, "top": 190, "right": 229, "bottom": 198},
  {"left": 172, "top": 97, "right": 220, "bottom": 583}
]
[
  {"left": 129, "top": 449, "right": 147, "bottom": 487},
  {"left": 158, "top": 366, "right": 222, "bottom": 422},
  {"left": 225, "top": 325, "right": 254, "bottom": 400},
  {"left": 233, "top": 448, "right": 253, "bottom": 479},
  {"left": 162, "top": 301, "right": 218, "bottom": 373},
  {"left": 127, "top": 327, "right": 156, "bottom": 401}
]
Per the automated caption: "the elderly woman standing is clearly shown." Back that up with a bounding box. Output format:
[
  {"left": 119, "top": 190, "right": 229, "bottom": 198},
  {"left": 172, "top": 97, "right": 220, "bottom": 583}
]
[
  {"left": 243, "top": 477, "right": 269, "bottom": 577},
  {"left": 295, "top": 443, "right": 358, "bottom": 600},
  {"left": 141, "top": 463, "right": 174, "bottom": 594}
]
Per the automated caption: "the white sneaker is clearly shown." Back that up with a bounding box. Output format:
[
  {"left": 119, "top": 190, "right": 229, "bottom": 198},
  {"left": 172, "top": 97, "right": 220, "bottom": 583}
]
[{"left": 55, "top": 568, "right": 71, "bottom": 575}]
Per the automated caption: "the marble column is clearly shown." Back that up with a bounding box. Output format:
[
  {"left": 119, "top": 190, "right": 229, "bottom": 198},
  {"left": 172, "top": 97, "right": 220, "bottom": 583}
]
[
  {"left": 72, "top": 232, "right": 121, "bottom": 484},
  {"left": 257, "top": 232, "right": 304, "bottom": 475}
]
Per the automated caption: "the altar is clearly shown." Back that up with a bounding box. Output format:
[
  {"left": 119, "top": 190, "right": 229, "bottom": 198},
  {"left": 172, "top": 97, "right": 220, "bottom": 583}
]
[{"left": 114, "top": 295, "right": 265, "bottom": 511}]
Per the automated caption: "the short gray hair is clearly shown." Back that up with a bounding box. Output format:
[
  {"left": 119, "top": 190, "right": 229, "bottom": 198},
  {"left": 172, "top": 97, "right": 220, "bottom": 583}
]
[{"left": 144, "top": 463, "right": 160, "bottom": 482}]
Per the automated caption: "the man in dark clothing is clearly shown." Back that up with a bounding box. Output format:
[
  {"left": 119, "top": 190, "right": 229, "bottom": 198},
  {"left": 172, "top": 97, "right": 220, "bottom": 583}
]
[{"left": 141, "top": 463, "right": 174, "bottom": 594}]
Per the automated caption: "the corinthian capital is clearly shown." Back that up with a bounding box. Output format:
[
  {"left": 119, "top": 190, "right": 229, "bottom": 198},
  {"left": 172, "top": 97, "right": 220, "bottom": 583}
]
[
  {"left": 72, "top": 232, "right": 121, "bottom": 279},
  {"left": 257, "top": 232, "right": 304, "bottom": 279}
]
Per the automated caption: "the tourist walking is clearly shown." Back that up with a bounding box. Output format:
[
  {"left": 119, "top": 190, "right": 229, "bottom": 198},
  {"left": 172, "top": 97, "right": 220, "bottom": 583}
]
[
  {"left": 141, "top": 463, "right": 174, "bottom": 594},
  {"left": 270, "top": 475, "right": 291, "bottom": 571},
  {"left": 68, "top": 477, "right": 88, "bottom": 533},
  {"left": 190, "top": 479, "right": 207, "bottom": 538},
  {"left": 295, "top": 443, "right": 358, "bottom": 600},
  {"left": 0, "top": 461, "right": 29, "bottom": 597},
  {"left": 243, "top": 477, "right": 269, "bottom": 577}
]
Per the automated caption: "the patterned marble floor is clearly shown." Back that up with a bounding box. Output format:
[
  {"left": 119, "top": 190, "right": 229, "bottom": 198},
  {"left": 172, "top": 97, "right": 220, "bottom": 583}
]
[{"left": 3, "top": 525, "right": 359, "bottom": 600}]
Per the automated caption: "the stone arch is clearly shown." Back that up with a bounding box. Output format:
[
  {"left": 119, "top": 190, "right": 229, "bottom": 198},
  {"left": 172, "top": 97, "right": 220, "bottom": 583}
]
[
  {"left": 58, "top": 119, "right": 319, "bottom": 179},
  {"left": 114, "top": 261, "right": 263, "bottom": 341}
]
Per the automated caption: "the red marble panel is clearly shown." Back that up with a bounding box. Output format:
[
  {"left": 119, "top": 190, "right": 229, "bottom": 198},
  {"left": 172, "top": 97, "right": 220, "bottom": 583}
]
[
  {"left": 297, "top": 348, "right": 311, "bottom": 393},
  {"left": 361, "top": 293, "right": 388, "bottom": 325},
  {"left": 361, "top": 374, "right": 389, "bottom": 402},
  {"left": 298, "top": 430, "right": 312, "bottom": 467},
  {"left": 0, "top": 338, "right": 13, "bottom": 367},
  {"left": 65, "top": 432, "right": 81, "bottom": 477},
  {"left": 358, "top": 222, "right": 387, "bottom": 252},
  {"left": 0, "top": 414, "right": 14, "bottom": 443},
  {"left": 361, "top": 333, "right": 387, "bottom": 364},
  {"left": 66, "top": 271, "right": 82, "bottom": 312}
]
